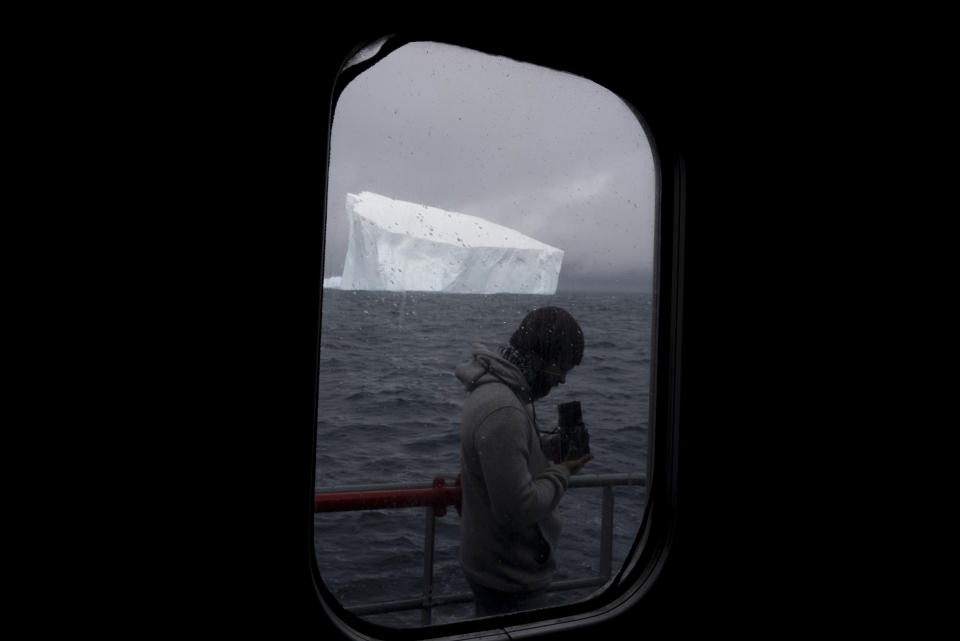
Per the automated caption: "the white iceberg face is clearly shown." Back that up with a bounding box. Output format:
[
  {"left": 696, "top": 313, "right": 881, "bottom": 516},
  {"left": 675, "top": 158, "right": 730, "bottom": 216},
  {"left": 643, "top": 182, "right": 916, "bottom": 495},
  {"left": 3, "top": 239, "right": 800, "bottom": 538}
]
[{"left": 338, "top": 191, "right": 563, "bottom": 294}]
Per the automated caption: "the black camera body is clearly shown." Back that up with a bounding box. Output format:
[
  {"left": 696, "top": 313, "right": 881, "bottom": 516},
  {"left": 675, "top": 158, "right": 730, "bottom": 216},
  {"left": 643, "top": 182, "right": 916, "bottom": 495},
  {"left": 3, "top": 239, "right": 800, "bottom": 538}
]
[{"left": 558, "top": 401, "right": 590, "bottom": 461}]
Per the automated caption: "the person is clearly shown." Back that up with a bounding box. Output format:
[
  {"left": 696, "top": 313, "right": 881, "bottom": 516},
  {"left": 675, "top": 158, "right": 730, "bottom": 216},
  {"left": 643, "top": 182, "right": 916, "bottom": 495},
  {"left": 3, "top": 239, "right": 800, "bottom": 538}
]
[{"left": 455, "top": 306, "right": 593, "bottom": 617}]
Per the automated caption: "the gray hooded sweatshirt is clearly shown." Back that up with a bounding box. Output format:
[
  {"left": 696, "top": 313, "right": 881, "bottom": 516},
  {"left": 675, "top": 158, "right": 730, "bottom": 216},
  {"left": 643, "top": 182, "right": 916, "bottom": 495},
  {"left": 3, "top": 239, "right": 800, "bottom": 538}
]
[{"left": 455, "top": 344, "right": 571, "bottom": 593}]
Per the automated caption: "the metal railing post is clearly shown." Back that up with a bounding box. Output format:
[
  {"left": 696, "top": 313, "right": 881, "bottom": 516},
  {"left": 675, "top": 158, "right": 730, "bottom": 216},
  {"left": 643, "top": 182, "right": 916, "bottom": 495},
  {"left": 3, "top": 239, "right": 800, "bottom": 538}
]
[
  {"left": 599, "top": 485, "right": 614, "bottom": 579},
  {"left": 422, "top": 506, "right": 435, "bottom": 625}
]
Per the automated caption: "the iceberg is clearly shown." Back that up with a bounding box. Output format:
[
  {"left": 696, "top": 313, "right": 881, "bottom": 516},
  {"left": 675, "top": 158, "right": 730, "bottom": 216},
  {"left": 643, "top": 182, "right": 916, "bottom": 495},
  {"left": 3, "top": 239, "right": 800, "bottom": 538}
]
[{"left": 336, "top": 191, "right": 563, "bottom": 294}]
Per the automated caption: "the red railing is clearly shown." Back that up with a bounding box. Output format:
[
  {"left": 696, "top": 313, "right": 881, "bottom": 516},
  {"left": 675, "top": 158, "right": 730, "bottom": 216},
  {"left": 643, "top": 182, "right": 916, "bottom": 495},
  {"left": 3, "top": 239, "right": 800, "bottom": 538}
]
[{"left": 315, "top": 476, "right": 461, "bottom": 516}]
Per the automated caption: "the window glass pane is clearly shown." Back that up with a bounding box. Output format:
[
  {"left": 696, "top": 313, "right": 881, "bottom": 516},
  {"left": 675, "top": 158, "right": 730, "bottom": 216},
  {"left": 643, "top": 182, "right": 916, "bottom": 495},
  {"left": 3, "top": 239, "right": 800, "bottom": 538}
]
[{"left": 316, "top": 41, "right": 656, "bottom": 628}]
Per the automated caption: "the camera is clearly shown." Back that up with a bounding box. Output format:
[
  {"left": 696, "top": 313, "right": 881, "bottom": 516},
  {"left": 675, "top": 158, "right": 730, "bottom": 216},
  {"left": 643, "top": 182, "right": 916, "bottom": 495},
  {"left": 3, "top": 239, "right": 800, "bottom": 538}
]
[{"left": 558, "top": 401, "right": 590, "bottom": 461}]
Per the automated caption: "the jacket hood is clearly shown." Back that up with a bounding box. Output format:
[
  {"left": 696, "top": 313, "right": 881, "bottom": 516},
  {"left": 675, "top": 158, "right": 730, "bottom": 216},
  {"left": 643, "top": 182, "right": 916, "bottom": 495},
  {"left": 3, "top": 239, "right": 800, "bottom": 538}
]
[{"left": 455, "top": 344, "right": 532, "bottom": 401}]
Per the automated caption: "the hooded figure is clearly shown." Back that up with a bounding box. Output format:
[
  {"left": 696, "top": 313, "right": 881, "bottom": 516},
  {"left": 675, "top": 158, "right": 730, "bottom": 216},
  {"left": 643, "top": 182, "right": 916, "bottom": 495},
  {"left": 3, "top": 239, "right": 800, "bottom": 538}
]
[{"left": 456, "top": 307, "right": 591, "bottom": 617}]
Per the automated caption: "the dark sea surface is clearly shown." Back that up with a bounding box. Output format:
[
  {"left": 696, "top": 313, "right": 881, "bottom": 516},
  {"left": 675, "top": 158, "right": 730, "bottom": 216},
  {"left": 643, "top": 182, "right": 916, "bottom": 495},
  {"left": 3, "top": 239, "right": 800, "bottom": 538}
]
[{"left": 315, "top": 289, "right": 652, "bottom": 627}]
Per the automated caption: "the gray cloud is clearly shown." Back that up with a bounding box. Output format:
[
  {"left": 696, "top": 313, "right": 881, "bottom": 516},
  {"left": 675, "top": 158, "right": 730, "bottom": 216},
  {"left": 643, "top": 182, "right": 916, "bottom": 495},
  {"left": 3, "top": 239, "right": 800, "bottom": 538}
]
[{"left": 326, "top": 41, "right": 656, "bottom": 293}]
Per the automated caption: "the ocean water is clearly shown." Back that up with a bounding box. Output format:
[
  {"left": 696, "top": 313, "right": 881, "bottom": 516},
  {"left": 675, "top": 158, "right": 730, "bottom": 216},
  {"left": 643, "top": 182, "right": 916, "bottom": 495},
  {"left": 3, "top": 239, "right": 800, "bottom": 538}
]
[{"left": 315, "top": 289, "right": 652, "bottom": 627}]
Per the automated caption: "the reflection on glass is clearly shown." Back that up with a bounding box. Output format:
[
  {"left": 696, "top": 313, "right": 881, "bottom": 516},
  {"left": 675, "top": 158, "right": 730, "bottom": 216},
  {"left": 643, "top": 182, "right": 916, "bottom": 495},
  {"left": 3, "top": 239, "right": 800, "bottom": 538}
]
[{"left": 316, "top": 41, "right": 656, "bottom": 627}]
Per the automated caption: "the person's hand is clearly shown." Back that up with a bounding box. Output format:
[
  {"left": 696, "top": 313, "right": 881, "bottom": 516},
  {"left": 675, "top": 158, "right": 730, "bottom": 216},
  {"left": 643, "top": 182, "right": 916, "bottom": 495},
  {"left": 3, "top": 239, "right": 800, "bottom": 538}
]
[{"left": 561, "top": 453, "right": 593, "bottom": 475}]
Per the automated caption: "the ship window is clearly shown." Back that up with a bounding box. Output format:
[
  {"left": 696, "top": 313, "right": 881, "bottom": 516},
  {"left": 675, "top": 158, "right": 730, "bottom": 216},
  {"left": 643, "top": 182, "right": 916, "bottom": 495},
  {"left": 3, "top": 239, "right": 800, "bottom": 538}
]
[{"left": 315, "top": 38, "right": 665, "bottom": 635}]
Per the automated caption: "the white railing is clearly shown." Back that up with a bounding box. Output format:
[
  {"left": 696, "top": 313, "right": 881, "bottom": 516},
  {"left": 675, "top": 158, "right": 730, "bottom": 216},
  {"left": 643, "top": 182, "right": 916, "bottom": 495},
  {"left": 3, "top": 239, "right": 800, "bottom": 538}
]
[{"left": 316, "top": 472, "right": 646, "bottom": 624}]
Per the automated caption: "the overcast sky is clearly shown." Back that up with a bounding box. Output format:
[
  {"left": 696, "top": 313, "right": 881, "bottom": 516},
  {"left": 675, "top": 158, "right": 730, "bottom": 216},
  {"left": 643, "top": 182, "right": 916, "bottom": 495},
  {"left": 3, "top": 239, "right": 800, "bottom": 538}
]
[{"left": 326, "top": 41, "right": 657, "bottom": 293}]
